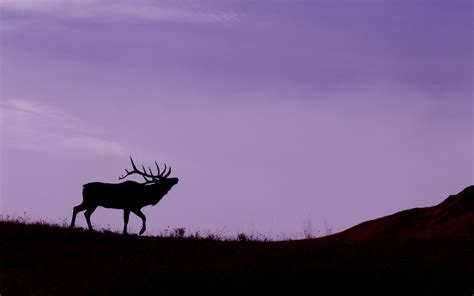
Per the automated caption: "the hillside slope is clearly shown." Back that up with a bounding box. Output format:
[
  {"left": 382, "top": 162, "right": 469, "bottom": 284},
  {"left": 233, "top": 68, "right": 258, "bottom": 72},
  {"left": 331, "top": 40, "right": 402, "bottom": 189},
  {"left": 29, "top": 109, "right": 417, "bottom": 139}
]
[
  {"left": 1, "top": 186, "right": 473, "bottom": 295},
  {"left": 337, "top": 185, "right": 474, "bottom": 240}
]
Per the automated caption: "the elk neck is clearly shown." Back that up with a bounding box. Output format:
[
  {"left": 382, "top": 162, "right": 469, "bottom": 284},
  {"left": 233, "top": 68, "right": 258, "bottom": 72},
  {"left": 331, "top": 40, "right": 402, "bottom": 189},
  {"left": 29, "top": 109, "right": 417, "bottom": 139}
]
[{"left": 143, "top": 182, "right": 174, "bottom": 205}]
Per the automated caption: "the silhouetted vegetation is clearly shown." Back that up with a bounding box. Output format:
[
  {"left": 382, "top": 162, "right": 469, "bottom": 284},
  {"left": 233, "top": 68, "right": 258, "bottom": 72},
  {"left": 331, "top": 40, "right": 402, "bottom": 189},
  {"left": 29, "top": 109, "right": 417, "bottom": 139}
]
[{"left": 1, "top": 186, "right": 473, "bottom": 295}]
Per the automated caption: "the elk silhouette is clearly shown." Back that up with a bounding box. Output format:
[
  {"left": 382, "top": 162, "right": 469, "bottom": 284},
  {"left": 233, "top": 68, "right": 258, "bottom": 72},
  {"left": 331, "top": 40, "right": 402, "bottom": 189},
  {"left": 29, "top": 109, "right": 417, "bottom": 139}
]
[{"left": 69, "top": 157, "right": 179, "bottom": 235}]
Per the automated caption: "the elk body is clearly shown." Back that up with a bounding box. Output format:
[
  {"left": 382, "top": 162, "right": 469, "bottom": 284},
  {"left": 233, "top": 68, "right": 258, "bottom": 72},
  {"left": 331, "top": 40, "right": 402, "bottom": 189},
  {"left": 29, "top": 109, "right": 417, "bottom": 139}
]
[{"left": 69, "top": 157, "right": 179, "bottom": 235}]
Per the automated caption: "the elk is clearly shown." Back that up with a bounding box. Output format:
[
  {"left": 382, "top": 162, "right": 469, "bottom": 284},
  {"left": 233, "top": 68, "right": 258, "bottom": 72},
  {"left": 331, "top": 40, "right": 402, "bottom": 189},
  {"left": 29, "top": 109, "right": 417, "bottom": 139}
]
[{"left": 69, "top": 157, "right": 179, "bottom": 235}]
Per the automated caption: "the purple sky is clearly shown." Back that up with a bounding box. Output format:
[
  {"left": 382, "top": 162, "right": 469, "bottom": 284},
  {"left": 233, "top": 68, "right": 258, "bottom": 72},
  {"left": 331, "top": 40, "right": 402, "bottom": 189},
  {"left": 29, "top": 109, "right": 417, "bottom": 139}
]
[{"left": 0, "top": 0, "right": 472, "bottom": 238}]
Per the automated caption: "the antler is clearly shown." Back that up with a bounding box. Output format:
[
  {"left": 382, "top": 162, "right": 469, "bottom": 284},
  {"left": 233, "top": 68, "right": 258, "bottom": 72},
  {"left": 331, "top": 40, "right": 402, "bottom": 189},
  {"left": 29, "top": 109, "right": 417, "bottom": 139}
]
[
  {"left": 118, "top": 156, "right": 171, "bottom": 182},
  {"left": 162, "top": 165, "right": 171, "bottom": 178},
  {"left": 118, "top": 157, "right": 153, "bottom": 183}
]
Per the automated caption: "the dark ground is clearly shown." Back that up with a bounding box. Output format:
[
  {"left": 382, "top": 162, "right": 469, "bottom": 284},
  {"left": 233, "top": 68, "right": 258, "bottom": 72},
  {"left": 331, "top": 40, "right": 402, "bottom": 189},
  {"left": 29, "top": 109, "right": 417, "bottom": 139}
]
[{"left": 1, "top": 186, "right": 473, "bottom": 295}]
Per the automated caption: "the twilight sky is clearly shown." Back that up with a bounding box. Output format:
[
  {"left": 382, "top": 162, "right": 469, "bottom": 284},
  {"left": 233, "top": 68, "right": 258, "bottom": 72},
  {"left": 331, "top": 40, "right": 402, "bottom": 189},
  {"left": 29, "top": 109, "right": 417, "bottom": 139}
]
[{"left": 0, "top": 0, "right": 472, "bottom": 238}]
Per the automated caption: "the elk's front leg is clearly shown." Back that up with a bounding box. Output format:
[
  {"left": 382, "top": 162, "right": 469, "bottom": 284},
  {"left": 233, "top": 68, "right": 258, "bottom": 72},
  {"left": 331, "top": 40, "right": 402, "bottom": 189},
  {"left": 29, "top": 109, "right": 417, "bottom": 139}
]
[
  {"left": 123, "top": 210, "right": 130, "bottom": 234},
  {"left": 132, "top": 209, "right": 147, "bottom": 235}
]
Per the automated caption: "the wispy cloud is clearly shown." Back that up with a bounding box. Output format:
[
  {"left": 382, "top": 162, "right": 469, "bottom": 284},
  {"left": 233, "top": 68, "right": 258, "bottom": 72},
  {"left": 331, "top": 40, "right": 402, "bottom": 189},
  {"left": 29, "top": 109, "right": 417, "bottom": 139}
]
[
  {"left": 1, "top": 99, "right": 128, "bottom": 157},
  {"left": 0, "top": 0, "right": 239, "bottom": 24},
  {"left": 5, "top": 99, "right": 67, "bottom": 120}
]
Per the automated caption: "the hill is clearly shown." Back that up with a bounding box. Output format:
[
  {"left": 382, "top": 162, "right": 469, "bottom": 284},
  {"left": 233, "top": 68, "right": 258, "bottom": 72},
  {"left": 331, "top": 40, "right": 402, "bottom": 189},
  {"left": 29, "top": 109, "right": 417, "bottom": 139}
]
[
  {"left": 1, "top": 186, "right": 473, "bottom": 295},
  {"left": 338, "top": 185, "right": 474, "bottom": 240}
]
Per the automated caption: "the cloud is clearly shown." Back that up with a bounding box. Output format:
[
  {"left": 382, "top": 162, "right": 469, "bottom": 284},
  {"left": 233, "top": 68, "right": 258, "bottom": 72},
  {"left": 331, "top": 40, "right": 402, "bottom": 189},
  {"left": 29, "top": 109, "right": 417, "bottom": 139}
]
[
  {"left": 0, "top": 0, "right": 239, "bottom": 24},
  {"left": 1, "top": 99, "right": 128, "bottom": 157},
  {"left": 5, "top": 99, "right": 67, "bottom": 120}
]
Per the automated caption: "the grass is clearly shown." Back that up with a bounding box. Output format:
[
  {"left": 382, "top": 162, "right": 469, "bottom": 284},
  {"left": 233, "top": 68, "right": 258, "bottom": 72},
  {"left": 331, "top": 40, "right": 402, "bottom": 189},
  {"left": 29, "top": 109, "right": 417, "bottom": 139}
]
[
  {"left": 0, "top": 214, "right": 276, "bottom": 242},
  {"left": 1, "top": 217, "right": 472, "bottom": 295},
  {"left": 2, "top": 211, "right": 332, "bottom": 242},
  {"left": 2, "top": 185, "right": 474, "bottom": 295}
]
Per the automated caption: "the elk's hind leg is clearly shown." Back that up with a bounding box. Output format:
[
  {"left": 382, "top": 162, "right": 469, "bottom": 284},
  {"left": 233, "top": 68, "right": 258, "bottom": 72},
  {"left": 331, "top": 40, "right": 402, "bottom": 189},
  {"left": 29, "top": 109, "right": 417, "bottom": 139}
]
[
  {"left": 69, "top": 203, "right": 87, "bottom": 229},
  {"left": 84, "top": 206, "right": 98, "bottom": 231}
]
